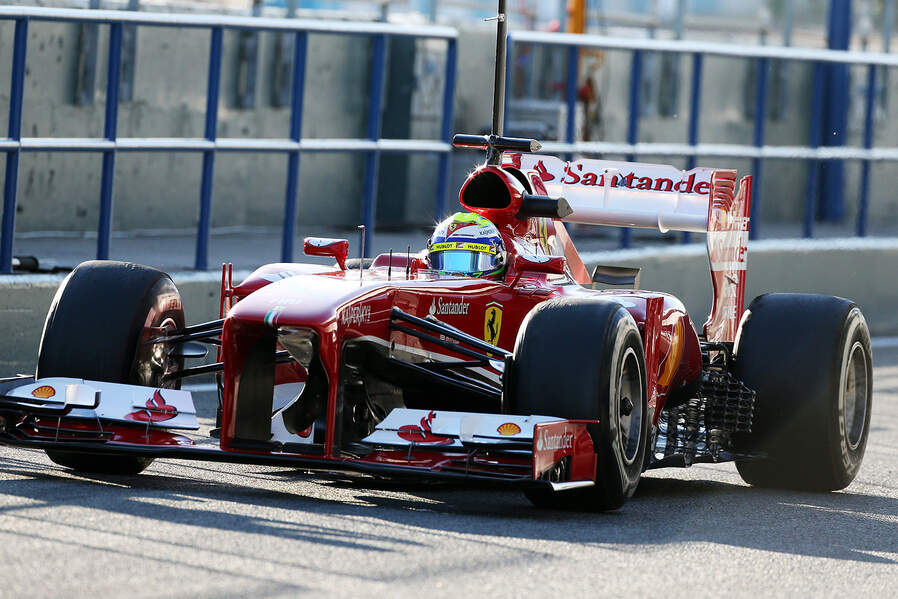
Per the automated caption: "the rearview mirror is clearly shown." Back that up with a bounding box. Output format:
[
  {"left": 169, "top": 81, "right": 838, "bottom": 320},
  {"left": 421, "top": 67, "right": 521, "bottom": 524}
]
[{"left": 303, "top": 238, "right": 350, "bottom": 270}]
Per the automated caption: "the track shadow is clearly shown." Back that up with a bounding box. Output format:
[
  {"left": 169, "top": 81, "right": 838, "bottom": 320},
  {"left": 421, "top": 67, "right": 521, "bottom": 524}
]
[{"left": 2, "top": 451, "right": 896, "bottom": 574}]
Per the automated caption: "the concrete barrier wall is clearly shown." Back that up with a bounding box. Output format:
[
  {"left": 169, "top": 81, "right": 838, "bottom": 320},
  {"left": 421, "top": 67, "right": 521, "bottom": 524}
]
[
  {"left": 581, "top": 238, "right": 898, "bottom": 336},
  {"left": 0, "top": 270, "right": 247, "bottom": 376},
  {"left": 1, "top": 238, "right": 895, "bottom": 376}
]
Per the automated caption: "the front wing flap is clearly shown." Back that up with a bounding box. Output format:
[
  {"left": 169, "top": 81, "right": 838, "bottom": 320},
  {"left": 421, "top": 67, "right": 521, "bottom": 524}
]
[
  {"left": 1, "top": 381, "right": 597, "bottom": 491},
  {"left": 361, "top": 408, "right": 559, "bottom": 450},
  {"left": 360, "top": 409, "right": 599, "bottom": 489},
  {"left": 0, "top": 377, "right": 199, "bottom": 430}
]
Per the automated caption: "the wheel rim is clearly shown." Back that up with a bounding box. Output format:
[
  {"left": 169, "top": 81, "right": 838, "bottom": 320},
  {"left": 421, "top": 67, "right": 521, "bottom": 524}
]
[
  {"left": 843, "top": 341, "right": 869, "bottom": 451},
  {"left": 618, "top": 347, "right": 644, "bottom": 465},
  {"left": 135, "top": 316, "right": 181, "bottom": 389}
]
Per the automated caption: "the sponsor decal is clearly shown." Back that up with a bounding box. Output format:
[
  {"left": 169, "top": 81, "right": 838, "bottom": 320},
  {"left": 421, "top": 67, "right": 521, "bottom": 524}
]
[
  {"left": 534, "top": 160, "right": 554, "bottom": 182},
  {"left": 447, "top": 221, "right": 476, "bottom": 236},
  {"left": 496, "top": 422, "right": 521, "bottom": 436},
  {"left": 125, "top": 389, "right": 178, "bottom": 423},
  {"left": 31, "top": 385, "right": 56, "bottom": 399},
  {"left": 340, "top": 304, "right": 372, "bottom": 327},
  {"left": 532, "top": 159, "right": 712, "bottom": 195},
  {"left": 397, "top": 410, "right": 453, "bottom": 445},
  {"left": 536, "top": 429, "right": 574, "bottom": 452},
  {"left": 429, "top": 297, "right": 470, "bottom": 317},
  {"left": 430, "top": 241, "right": 496, "bottom": 254},
  {"left": 484, "top": 302, "right": 503, "bottom": 345},
  {"left": 708, "top": 225, "right": 750, "bottom": 272}
]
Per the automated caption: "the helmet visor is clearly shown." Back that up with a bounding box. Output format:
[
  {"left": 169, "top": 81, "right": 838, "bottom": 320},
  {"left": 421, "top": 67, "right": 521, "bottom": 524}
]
[{"left": 431, "top": 249, "right": 500, "bottom": 275}]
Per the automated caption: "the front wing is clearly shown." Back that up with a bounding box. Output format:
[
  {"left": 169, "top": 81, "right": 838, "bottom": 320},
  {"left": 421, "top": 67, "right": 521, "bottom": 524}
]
[{"left": 0, "top": 378, "right": 600, "bottom": 492}]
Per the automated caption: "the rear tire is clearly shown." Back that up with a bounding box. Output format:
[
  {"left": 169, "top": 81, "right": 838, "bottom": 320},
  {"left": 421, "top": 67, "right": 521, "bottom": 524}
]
[
  {"left": 508, "top": 298, "right": 648, "bottom": 511},
  {"left": 733, "top": 293, "right": 872, "bottom": 491},
  {"left": 36, "top": 260, "right": 185, "bottom": 475}
]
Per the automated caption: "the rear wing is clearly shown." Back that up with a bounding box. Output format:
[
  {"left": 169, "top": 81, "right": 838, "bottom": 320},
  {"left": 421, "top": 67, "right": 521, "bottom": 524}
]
[{"left": 507, "top": 154, "right": 751, "bottom": 342}]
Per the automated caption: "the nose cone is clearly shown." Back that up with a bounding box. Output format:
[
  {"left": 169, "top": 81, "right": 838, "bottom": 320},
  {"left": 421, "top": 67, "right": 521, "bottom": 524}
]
[
  {"left": 228, "top": 275, "right": 352, "bottom": 328},
  {"left": 227, "top": 273, "right": 395, "bottom": 333}
]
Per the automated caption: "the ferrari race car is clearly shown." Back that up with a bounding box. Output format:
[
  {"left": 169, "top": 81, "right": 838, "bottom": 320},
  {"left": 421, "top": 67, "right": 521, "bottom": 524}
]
[
  {"left": 0, "top": 7, "right": 873, "bottom": 512},
  {"left": 0, "top": 149, "right": 873, "bottom": 510}
]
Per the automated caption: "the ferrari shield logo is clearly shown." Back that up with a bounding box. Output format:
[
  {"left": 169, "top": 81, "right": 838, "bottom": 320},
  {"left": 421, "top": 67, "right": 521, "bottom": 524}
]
[{"left": 484, "top": 302, "right": 503, "bottom": 345}]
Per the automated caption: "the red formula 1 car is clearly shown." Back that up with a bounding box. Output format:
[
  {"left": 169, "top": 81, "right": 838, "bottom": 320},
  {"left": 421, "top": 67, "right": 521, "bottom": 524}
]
[{"left": 0, "top": 10, "right": 873, "bottom": 512}]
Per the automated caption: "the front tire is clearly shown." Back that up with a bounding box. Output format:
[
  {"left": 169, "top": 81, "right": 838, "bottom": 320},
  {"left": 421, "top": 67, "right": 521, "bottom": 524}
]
[
  {"left": 37, "top": 260, "right": 185, "bottom": 475},
  {"left": 508, "top": 298, "right": 649, "bottom": 511},
  {"left": 733, "top": 293, "right": 872, "bottom": 491}
]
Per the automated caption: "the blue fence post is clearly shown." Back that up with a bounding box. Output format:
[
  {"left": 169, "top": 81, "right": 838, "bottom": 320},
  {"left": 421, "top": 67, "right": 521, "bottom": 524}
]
[
  {"left": 803, "top": 62, "right": 824, "bottom": 238},
  {"left": 435, "top": 37, "right": 458, "bottom": 221},
  {"left": 1, "top": 18, "right": 28, "bottom": 274},
  {"left": 97, "top": 22, "right": 124, "bottom": 261},
  {"left": 683, "top": 51, "right": 703, "bottom": 245},
  {"left": 195, "top": 26, "right": 223, "bottom": 271},
  {"left": 820, "top": 0, "right": 851, "bottom": 222},
  {"left": 564, "top": 44, "right": 579, "bottom": 162},
  {"left": 621, "top": 49, "right": 643, "bottom": 249},
  {"left": 857, "top": 63, "right": 877, "bottom": 237},
  {"left": 362, "top": 34, "right": 387, "bottom": 257},
  {"left": 280, "top": 30, "right": 308, "bottom": 263},
  {"left": 749, "top": 57, "right": 769, "bottom": 240}
]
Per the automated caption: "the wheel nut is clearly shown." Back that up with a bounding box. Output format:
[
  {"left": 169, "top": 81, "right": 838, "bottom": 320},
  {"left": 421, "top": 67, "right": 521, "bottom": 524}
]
[{"left": 620, "top": 396, "right": 634, "bottom": 416}]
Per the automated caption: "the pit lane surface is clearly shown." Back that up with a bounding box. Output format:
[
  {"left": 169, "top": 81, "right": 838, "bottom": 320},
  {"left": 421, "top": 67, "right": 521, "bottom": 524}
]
[{"left": 2, "top": 346, "right": 897, "bottom": 598}]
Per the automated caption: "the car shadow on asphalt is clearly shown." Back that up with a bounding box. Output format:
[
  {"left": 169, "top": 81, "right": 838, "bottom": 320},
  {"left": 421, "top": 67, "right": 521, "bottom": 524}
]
[
  {"left": 0, "top": 456, "right": 432, "bottom": 587},
  {"left": 1, "top": 454, "right": 896, "bottom": 568}
]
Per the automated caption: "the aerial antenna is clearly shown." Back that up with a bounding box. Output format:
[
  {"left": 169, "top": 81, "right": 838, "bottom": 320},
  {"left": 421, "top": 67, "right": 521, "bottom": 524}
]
[
  {"left": 489, "top": 0, "right": 508, "bottom": 140},
  {"left": 405, "top": 245, "right": 411, "bottom": 280},
  {"left": 452, "top": 0, "right": 542, "bottom": 165},
  {"left": 357, "top": 225, "right": 365, "bottom": 283}
]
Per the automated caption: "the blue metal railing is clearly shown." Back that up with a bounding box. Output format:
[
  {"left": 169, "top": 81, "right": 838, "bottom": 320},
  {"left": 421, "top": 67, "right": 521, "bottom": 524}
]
[
  {"left": 0, "top": 7, "right": 458, "bottom": 272},
  {"left": 507, "top": 32, "right": 898, "bottom": 247}
]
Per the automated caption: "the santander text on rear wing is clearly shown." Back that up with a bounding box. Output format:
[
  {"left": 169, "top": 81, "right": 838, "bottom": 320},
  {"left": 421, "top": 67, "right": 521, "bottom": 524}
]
[{"left": 507, "top": 154, "right": 751, "bottom": 342}]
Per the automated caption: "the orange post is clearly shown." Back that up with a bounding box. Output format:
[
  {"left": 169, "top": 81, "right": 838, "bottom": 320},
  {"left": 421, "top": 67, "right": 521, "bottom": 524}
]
[{"left": 566, "top": 0, "right": 587, "bottom": 33}]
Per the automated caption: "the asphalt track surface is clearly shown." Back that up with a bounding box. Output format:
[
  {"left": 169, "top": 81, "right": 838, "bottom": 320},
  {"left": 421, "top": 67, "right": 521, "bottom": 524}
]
[{"left": 2, "top": 347, "right": 897, "bottom": 598}]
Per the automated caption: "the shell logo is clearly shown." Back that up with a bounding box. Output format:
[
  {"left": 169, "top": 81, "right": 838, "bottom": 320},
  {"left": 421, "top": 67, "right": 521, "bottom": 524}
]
[
  {"left": 31, "top": 385, "right": 56, "bottom": 399},
  {"left": 496, "top": 422, "right": 521, "bottom": 436}
]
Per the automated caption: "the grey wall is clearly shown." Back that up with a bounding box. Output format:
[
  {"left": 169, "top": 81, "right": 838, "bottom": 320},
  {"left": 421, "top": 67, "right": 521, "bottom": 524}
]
[
  {"left": 2, "top": 240, "right": 897, "bottom": 375},
  {"left": 0, "top": 269, "right": 245, "bottom": 375},
  {"left": 1, "top": 22, "right": 896, "bottom": 234},
  {"left": 0, "top": 20, "right": 373, "bottom": 232},
  {"left": 580, "top": 239, "right": 898, "bottom": 336}
]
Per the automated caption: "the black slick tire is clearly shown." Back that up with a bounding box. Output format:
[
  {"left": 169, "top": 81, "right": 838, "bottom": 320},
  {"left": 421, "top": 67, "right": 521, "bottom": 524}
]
[
  {"left": 36, "top": 260, "right": 185, "bottom": 475},
  {"left": 508, "top": 298, "right": 648, "bottom": 511},
  {"left": 733, "top": 293, "right": 872, "bottom": 491}
]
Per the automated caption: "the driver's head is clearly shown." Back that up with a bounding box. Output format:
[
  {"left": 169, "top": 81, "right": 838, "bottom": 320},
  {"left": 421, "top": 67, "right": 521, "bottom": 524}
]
[{"left": 427, "top": 212, "right": 505, "bottom": 277}]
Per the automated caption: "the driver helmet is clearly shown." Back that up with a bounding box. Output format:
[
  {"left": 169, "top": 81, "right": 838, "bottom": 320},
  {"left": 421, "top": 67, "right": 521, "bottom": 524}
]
[{"left": 428, "top": 212, "right": 506, "bottom": 277}]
